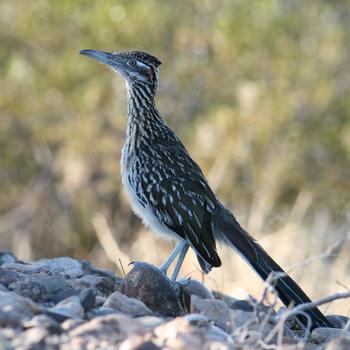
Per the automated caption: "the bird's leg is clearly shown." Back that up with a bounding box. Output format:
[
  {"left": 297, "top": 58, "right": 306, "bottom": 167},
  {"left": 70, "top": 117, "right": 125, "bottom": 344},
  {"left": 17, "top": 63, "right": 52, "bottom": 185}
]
[
  {"left": 160, "top": 240, "right": 188, "bottom": 276},
  {"left": 171, "top": 244, "right": 189, "bottom": 280}
]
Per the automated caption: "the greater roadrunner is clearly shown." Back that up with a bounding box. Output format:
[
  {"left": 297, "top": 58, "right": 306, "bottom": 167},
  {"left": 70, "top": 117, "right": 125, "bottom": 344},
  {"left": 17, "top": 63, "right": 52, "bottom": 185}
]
[{"left": 80, "top": 49, "right": 333, "bottom": 329}]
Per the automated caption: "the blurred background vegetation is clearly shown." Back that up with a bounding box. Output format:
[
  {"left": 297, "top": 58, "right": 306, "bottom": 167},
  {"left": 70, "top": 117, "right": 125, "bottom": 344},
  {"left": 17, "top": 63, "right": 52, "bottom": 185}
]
[{"left": 0, "top": 0, "right": 349, "bottom": 314}]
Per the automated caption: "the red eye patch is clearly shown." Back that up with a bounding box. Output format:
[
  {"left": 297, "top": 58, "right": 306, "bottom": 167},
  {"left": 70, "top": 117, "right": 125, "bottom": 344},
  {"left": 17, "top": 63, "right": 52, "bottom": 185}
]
[{"left": 148, "top": 68, "right": 154, "bottom": 80}]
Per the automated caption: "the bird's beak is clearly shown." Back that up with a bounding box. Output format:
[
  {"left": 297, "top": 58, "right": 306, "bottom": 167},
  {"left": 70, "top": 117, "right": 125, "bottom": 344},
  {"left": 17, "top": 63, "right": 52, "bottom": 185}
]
[{"left": 80, "top": 49, "right": 122, "bottom": 70}]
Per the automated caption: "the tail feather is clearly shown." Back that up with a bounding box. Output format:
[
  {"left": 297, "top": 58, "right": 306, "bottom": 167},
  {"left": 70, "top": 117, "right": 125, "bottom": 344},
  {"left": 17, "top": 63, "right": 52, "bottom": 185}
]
[{"left": 212, "top": 204, "right": 333, "bottom": 329}]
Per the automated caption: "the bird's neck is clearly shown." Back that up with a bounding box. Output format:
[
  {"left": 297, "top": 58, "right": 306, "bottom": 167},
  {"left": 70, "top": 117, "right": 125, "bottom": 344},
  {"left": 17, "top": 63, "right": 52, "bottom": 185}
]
[{"left": 126, "top": 83, "right": 164, "bottom": 129}]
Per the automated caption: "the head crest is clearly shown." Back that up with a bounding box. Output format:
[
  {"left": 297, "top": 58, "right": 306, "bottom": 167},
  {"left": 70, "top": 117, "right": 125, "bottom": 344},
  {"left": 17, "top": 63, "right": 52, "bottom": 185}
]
[{"left": 116, "top": 51, "right": 162, "bottom": 68}]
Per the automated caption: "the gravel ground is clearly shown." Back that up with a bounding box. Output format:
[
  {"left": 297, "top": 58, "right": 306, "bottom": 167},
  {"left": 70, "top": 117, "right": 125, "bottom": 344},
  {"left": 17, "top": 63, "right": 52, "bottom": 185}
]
[{"left": 0, "top": 252, "right": 349, "bottom": 350}]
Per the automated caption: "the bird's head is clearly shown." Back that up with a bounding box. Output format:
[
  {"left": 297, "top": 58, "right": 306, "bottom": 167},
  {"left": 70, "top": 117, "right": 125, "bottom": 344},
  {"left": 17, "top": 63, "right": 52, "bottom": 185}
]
[{"left": 80, "top": 49, "right": 161, "bottom": 90}]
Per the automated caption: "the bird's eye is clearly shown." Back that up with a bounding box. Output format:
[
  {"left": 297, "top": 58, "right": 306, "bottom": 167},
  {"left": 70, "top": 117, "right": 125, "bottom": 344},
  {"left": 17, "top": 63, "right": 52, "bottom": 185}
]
[{"left": 128, "top": 59, "right": 137, "bottom": 67}]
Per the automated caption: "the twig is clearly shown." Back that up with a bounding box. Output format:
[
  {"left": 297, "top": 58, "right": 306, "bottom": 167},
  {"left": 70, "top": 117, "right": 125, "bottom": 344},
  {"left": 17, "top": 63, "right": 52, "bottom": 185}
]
[
  {"left": 119, "top": 258, "right": 126, "bottom": 277},
  {"left": 264, "top": 291, "right": 350, "bottom": 344},
  {"left": 283, "top": 291, "right": 350, "bottom": 320}
]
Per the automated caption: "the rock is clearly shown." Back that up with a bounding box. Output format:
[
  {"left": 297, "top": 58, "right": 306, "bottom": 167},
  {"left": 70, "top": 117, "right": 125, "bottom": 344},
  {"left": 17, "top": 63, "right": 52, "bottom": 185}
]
[
  {"left": 1, "top": 250, "right": 349, "bottom": 349},
  {"left": 185, "top": 313, "right": 210, "bottom": 328},
  {"left": 137, "top": 316, "right": 165, "bottom": 329},
  {"left": 154, "top": 317, "right": 234, "bottom": 349},
  {"left": 0, "top": 332, "right": 12, "bottom": 350},
  {"left": 326, "top": 315, "right": 350, "bottom": 329},
  {"left": 123, "top": 262, "right": 189, "bottom": 317},
  {"left": 103, "top": 290, "right": 152, "bottom": 317},
  {"left": 154, "top": 317, "right": 204, "bottom": 350},
  {"left": 80, "top": 288, "right": 96, "bottom": 311},
  {"left": 61, "top": 318, "right": 85, "bottom": 332},
  {"left": 203, "top": 341, "right": 234, "bottom": 350},
  {"left": 212, "top": 291, "right": 238, "bottom": 308},
  {"left": 275, "top": 345, "right": 318, "bottom": 350},
  {"left": 0, "top": 270, "right": 21, "bottom": 288},
  {"left": 8, "top": 274, "right": 71, "bottom": 302},
  {"left": 0, "top": 252, "right": 18, "bottom": 266},
  {"left": 191, "top": 295, "right": 232, "bottom": 333},
  {"left": 3, "top": 257, "right": 84, "bottom": 279},
  {"left": 50, "top": 287, "right": 78, "bottom": 304},
  {"left": 36, "top": 257, "right": 84, "bottom": 278},
  {"left": 311, "top": 327, "right": 350, "bottom": 344},
  {"left": 230, "top": 299, "right": 255, "bottom": 312},
  {"left": 69, "top": 314, "right": 146, "bottom": 345},
  {"left": 184, "top": 314, "right": 233, "bottom": 344},
  {"left": 0, "top": 290, "right": 40, "bottom": 327},
  {"left": 325, "top": 337, "right": 350, "bottom": 350},
  {"left": 22, "top": 314, "right": 61, "bottom": 333},
  {"left": 206, "top": 325, "right": 233, "bottom": 344},
  {"left": 178, "top": 278, "right": 214, "bottom": 299},
  {"left": 15, "top": 327, "right": 49, "bottom": 348},
  {"left": 0, "top": 329, "right": 16, "bottom": 350},
  {"left": 119, "top": 336, "right": 161, "bottom": 350},
  {"left": 87, "top": 307, "right": 117, "bottom": 318},
  {"left": 230, "top": 308, "right": 295, "bottom": 345},
  {"left": 95, "top": 295, "right": 106, "bottom": 306},
  {"left": 47, "top": 295, "right": 84, "bottom": 321},
  {"left": 70, "top": 274, "right": 120, "bottom": 297}
]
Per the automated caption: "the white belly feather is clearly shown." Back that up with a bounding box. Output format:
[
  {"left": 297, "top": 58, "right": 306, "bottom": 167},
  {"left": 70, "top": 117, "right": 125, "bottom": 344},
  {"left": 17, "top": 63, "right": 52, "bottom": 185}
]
[{"left": 120, "top": 143, "right": 177, "bottom": 240}]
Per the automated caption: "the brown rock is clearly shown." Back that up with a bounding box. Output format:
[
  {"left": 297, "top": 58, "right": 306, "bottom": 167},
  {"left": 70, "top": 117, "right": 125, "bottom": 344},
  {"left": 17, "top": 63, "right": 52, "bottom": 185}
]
[{"left": 123, "top": 262, "right": 189, "bottom": 317}]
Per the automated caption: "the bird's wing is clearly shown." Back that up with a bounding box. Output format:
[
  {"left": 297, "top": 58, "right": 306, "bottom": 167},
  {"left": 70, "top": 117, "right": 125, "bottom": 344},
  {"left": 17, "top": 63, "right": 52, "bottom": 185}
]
[{"left": 138, "top": 142, "right": 221, "bottom": 268}]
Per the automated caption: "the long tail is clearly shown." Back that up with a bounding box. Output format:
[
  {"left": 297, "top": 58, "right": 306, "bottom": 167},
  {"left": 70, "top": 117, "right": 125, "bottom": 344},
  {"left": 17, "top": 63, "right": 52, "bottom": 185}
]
[{"left": 211, "top": 204, "right": 333, "bottom": 329}]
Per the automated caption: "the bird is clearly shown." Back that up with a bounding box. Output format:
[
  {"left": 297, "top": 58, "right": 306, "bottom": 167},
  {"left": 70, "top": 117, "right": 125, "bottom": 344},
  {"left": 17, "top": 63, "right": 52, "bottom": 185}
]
[{"left": 80, "top": 49, "right": 333, "bottom": 329}]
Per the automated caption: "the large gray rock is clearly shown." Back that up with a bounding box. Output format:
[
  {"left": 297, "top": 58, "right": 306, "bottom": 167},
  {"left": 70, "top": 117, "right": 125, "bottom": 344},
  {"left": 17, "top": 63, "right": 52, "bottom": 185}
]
[
  {"left": 191, "top": 295, "right": 232, "bottom": 333},
  {"left": 0, "top": 290, "right": 41, "bottom": 327},
  {"left": 7, "top": 274, "right": 70, "bottom": 302},
  {"left": 178, "top": 278, "right": 214, "bottom": 300},
  {"left": 70, "top": 274, "right": 121, "bottom": 297},
  {"left": 47, "top": 295, "right": 84, "bottom": 321},
  {"left": 3, "top": 257, "right": 84, "bottom": 279},
  {"left": 0, "top": 252, "right": 18, "bottom": 266},
  {"left": 103, "top": 290, "right": 153, "bottom": 317}
]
